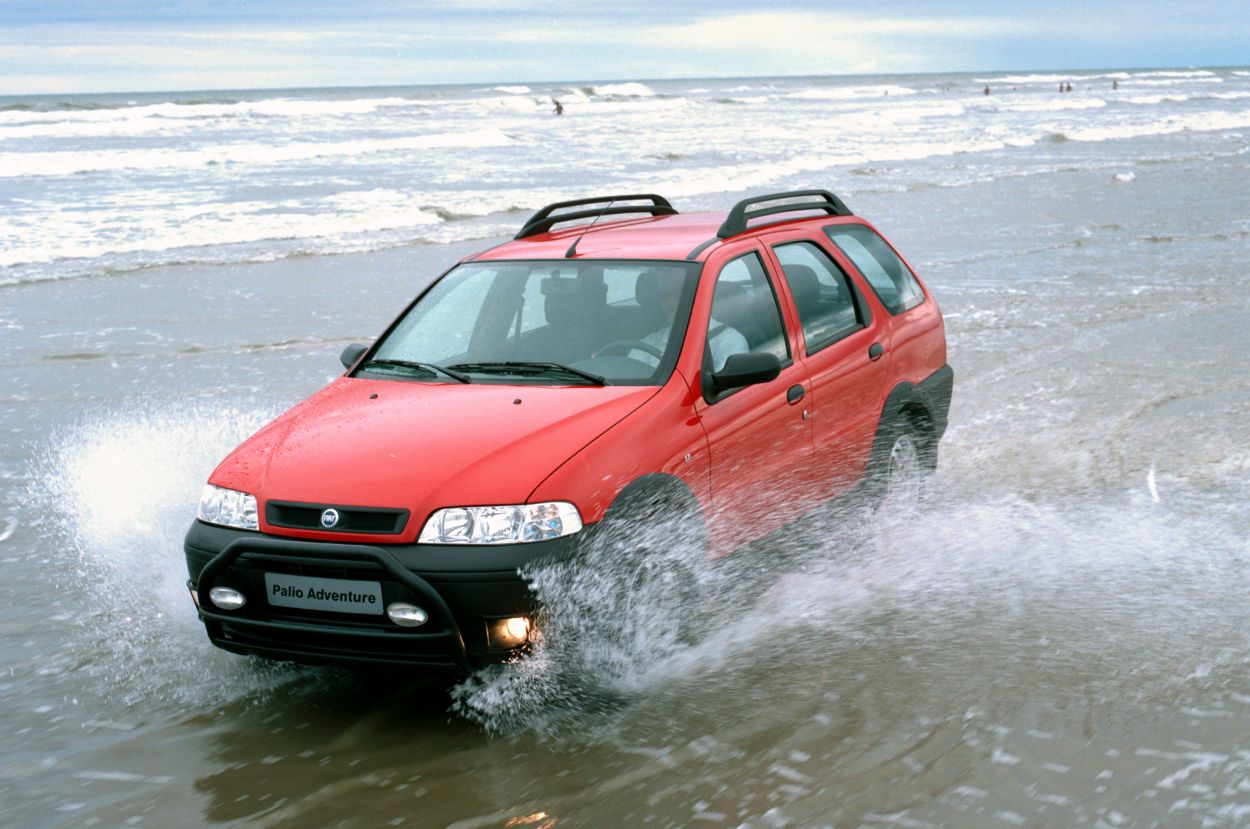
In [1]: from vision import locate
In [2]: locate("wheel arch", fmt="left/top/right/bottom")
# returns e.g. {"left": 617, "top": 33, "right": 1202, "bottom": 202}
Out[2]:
{"left": 874, "top": 381, "right": 940, "bottom": 471}
{"left": 607, "top": 473, "right": 706, "bottom": 525}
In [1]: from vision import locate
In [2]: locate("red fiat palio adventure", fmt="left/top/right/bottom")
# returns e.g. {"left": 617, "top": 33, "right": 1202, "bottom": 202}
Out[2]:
{"left": 185, "top": 190, "right": 953, "bottom": 670}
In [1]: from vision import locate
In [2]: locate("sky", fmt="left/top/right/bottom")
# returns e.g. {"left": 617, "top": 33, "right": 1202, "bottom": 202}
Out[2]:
{"left": 1, "top": 1, "right": 1248, "bottom": 95}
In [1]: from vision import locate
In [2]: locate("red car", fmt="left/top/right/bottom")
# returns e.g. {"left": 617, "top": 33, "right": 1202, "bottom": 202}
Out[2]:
{"left": 185, "top": 190, "right": 952, "bottom": 669}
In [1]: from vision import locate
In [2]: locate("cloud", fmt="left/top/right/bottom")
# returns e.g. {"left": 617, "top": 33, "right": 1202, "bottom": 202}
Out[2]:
{"left": 649, "top": 10, "right": 1025, "bottom": 49}
{"left": 1, "top": 4, "right": 1246, "bottom": 94}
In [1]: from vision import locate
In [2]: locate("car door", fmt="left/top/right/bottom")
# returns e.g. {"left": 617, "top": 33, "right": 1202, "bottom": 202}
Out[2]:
{"left": 765, "top": 233, "right": 890, "bottom": 501}
{"left": 691, "top": 244, "right": 815, "bottom": 551}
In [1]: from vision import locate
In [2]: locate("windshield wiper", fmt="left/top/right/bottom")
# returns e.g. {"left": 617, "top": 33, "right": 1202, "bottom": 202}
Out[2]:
{"left": 360, "top": 359, "right": 471, "bottom": 384}
{"left": 448, "top": 361, "right": 608, "bottom": 386}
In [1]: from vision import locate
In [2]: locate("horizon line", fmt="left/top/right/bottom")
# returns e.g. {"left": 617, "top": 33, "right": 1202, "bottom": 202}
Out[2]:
{"left": 1, "top": 62, "right": 1240, "bottom": 100}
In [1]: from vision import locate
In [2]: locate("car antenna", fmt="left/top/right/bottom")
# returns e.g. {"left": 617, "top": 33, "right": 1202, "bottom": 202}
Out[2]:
{"left": 565, "top": 199, "right": 614, "bottom": 258}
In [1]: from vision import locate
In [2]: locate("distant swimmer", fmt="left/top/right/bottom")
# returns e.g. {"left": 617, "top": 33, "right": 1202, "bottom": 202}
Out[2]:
{"left": 983, "top": 85, "right": 991, "bottom": 96}
{"left": 1065, "top": 82, "right": 1073, "bottom": 93}
{"left": 1112, "top": 80, "right": 1119, "bottom": 90}
{"left": 552, "top": 98, "right": 564, "bottom": 116}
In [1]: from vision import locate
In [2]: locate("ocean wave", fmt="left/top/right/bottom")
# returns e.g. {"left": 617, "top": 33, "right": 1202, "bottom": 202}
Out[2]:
{"left": 1063, "top": 109, "right": 1250, "bottom": 142}
{"left": 873, "top": 103, "right": 967, "bottom": 120}
{"left": 978, "top": 69, "right": 1220, "bottom": 85}
{"left": 489, "top": 85, "right": 531, "bottom": 94}
{"left": 588, "top": 82, "right": 657, "bottom": 97}
{"left": 0, "top": 127, "right": 515, "bottom": 178}
{"left": 976, "top": 73, "right": 1107, "bottom": 85}
{"left": 783, "top": 84, "right": 917, "bottom": 100}
{"left": 1131, "top": 69, "right": 1219, "bottom": 78}
{"left": 1125, "top": 94, "right": 1189, "bottom": 106}
{"left": 999, "top": 98, "right": 1108, "bottom": 113}
{"left": 1131, "top": 76, "right": 1224, "bottom": 87}
{"left": 0, "top": 95, "right": 416, "bottom": 127}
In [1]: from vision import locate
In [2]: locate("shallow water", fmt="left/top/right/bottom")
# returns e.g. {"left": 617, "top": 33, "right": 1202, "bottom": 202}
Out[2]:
{"left": 3, "top": 69, "right": 1250, "bottom": 827}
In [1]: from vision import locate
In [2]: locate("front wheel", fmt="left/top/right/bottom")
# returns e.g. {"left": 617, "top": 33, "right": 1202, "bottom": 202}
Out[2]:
{"left": 595, "top": 485, "right": 709, "bottom": 647}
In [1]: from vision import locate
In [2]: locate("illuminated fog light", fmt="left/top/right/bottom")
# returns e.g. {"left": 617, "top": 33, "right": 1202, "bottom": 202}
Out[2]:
{"left": 386, "top": 602, "right": 428, "bottom": 628}
{"left": 209, "top": 586, "right": 246, "bottom": 610}
{"left": 488, "top": 615, "right": 533, "bottom": 649}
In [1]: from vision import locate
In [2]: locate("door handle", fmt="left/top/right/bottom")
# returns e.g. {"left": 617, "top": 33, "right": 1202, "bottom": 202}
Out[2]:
{"left": 787, "top": 384, "right": 805, "bottom": 405}
{"left": 868, "top": 343, "right": 885, "bottom": 361}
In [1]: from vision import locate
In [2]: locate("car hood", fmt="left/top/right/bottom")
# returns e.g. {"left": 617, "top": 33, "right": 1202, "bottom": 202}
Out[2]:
{"left": 210, "top": 377, "right": 659, "bottom": 541}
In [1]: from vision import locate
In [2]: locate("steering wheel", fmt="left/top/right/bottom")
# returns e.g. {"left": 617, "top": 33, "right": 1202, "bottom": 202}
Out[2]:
{"left": 597, "top": 339, "right": 665, "bottom": 360}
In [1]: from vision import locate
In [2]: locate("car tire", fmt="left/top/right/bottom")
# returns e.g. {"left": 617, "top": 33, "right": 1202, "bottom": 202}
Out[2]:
{"left": 597, "top": 484, "right": 708, "bottom": 646}
{"left": 867, "top": 413, "right": 931, "bottom": 514}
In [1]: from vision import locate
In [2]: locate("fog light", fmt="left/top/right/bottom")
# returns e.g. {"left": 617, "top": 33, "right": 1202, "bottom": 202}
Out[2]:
{"left": 209, "top": 586, "right": 246, "bottom": 610}
{"left": 386, "top": 602, "right": 428, "bottom": 628}
{"left": 488, "top": 616, "right": 532, "bottom": 649}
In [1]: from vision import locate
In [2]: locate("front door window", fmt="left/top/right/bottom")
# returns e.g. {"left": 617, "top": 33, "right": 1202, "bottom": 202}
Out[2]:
{"left": 705, "top": 252, "right": 789, "bottom": 373}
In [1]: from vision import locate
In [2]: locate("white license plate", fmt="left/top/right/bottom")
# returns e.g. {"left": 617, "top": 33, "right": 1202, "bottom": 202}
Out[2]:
{"left": 263, "top": 573, "right": 384, "bottom": 615}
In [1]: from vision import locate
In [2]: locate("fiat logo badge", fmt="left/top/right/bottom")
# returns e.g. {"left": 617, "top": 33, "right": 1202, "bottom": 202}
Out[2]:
{"left": 320, "top": 508, "right": 340, "bottom": 529}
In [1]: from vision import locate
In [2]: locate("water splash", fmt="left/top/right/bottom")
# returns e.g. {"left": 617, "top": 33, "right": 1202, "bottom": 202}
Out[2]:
{"left": 452, "top": 480, "right": 1250, "bottom": 738}
{"left": 28, "top": 404, "right": 314, "bottom": 709}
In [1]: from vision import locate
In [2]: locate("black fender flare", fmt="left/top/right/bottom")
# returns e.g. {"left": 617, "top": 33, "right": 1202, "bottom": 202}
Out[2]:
{"left": 872, "top": 364, "right": 954, "bottom": 472}
{"left": 597, "top": 473, "right": 708, "bottom": 549}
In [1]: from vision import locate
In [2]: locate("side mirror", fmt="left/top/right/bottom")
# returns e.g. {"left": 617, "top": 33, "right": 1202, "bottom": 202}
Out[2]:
{"left": 709, "top": 352, "right": 781, "bottom": 394}
{"left": 340, "top": 343, "right": 367, "bottom": 370}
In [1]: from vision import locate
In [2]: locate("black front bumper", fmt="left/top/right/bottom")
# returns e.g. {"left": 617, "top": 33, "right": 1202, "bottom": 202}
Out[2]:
{"left": 184, "top": 521, "right": 578, "bottom": 670}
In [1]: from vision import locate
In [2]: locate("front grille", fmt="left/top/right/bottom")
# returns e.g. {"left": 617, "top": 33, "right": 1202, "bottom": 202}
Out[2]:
{"left": 266, "top": 501, "right": 409, "bottom": 534}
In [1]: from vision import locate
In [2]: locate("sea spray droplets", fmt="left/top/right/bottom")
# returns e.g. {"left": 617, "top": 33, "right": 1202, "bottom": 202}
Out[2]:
{"left": 452, "top": 486, "right": 1250, "bottom": 735}
{"left": 451, "top": 497, "right": 727, "bottom": 735}
{"left": 29, "top": 404, "right": 307, "bottom": 708}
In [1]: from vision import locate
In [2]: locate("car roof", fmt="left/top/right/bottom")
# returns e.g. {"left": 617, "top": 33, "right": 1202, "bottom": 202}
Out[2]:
{"left": 466, "top": 191, "right": 863, "bottom": 264}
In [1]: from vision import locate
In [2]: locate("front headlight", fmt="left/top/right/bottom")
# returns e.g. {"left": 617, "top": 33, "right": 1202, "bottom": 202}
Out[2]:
{"left": 197, "top": 484, "right": 259, "bottom": 531}
{"left": 418, "top": 502, "right": 582, "bottom": 545}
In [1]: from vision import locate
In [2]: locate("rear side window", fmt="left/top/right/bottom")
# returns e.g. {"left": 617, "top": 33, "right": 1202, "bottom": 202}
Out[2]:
{"left": 825, "top": 225, "right": 924, "bottom": 315}
{"left": 773, "top": 241, "right": 866, "bottom": 354}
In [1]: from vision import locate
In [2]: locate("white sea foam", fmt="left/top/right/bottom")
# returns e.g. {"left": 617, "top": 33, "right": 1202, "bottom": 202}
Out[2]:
{"left": 977, "top": 73, "right": 1104, "bottom": 84}
{"left": 589, "top": 82, "right": 657, "bottom": 97}
{"left": 0, "top": 196, "right": 449, "bottom": 270}
{"left": 1125, "top": 94, "right": 1189, "bottom": 106}
{"left": 1132, "top": 69, "right": 1218, "bottom": 78}
{"left": 0, "top": 95, "right": 415, "bottom": 126}
{"left": 784, "top": 84, "right": 917, "bottom": 100}
{"left": 490, "top": 85, "right": 531, "bottom": 94}
{"left": 870, "top": 103, "right": 967, "bottom": 121}
{"left": 1132, "top": 76, "right": 1224, "bottom": 87}
{"left": 1065, "top": 109, "right": 1250, "bottom": 142}
{"left": 1000, "top": 98, "right": 1108, "bottom": 113}
{"left": 0, "top": 127, "right": 514, "bottom": 178}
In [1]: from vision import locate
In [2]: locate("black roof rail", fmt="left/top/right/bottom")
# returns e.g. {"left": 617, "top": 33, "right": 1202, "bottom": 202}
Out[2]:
{"left": 515, "top": 194, "right": 678, "bottom": 239}
{"left": 716, "top": 189, "right": 852, "bottom": 239}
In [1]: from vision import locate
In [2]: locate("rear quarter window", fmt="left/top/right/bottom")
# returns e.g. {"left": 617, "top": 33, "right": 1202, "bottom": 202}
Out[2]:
{"left": 825, "top": 225, "right": 924, "bottom": 315}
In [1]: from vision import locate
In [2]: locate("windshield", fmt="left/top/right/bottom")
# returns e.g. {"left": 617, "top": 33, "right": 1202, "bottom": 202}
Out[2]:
{"left": 365, "top": 260, "right": 701, "bottom": 386}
